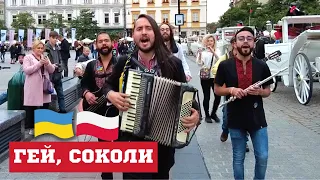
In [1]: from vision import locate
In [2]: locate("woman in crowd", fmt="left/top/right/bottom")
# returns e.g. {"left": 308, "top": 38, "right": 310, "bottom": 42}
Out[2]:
{"left": 196, "top": 34, "right": 221, "bottom": 123}
{"left": 23, "top": 40, "right": 56, "bottom": 135}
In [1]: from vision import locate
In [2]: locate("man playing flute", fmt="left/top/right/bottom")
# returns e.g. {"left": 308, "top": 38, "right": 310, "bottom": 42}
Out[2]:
{"left": 214, "top": 26, "right": 273, "bottom": 180}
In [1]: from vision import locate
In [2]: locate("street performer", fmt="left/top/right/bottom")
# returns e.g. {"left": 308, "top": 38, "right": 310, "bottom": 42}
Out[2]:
{"left": 79, "top": 32, "right": 118, "bottom": 179}
{"left": 103, "top": 14, "right": 200, "bottom": 179}
{"left": 214, "top": 27, "right": 273, "bottom": 180}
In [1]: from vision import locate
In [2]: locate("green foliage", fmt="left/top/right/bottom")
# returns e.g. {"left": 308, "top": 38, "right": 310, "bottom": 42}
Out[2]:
{"left": 217, "top": 0, "right": 320, "bottom": 29}
{"left": 70, "top": 9, "right": 100, "bottom": 40}
{"left": 207, "top": 22, "right": 218, "bottom": 33}
{"left": 11, "top": 12, "right": 35, "bottom": 30}
{"left": 44, "top": 11, "right": 66, "bottom": 30}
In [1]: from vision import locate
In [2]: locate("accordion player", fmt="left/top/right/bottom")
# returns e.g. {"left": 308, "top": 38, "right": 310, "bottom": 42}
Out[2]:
{"left": 119, "top": 68, "right": 200, "bottom": 149}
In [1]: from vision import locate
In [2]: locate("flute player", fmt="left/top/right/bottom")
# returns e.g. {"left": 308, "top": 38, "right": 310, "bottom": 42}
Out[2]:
{"left": 213, "top": 27, "right": 273, "bottom": 180}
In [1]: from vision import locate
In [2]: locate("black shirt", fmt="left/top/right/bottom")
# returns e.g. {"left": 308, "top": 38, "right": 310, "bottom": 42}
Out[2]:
{"left": 214, "top": 57, "right": 273, "bottom": 130}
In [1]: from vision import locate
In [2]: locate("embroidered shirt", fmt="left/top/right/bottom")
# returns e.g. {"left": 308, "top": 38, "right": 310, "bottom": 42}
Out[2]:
{"left": 235, "top": 57, "right": 253, "bottom": 89}
{"left": 94, "top": 58, "right": 114, "bottom": 89}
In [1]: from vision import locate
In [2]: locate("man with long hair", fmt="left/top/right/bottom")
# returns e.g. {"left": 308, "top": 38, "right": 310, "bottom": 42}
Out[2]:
{"left": 159, "top": 23, "right": 192, "bottom": 81}
{"left": 214, "top": 27, "right": 272, "bottom": 179}
{"left": 103, "top": 14, "right": 200, "bottom": 179}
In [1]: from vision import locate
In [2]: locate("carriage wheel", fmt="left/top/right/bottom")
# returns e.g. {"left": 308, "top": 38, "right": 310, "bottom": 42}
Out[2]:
{"left": 270, "top": 77, "right": 278, "bottom": 92}
{"left": 293, "top": 53, "right": 313, "bottom": 105}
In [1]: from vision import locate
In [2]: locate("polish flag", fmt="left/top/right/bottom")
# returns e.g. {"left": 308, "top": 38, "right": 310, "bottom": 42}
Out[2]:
{"left": 76, "top": 111, "right": 119, "bottom": 141}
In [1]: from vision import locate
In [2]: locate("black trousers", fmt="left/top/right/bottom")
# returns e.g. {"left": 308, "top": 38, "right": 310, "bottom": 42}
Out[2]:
{"left": 200, "top": 78, "right": 221, "bottom": 117}
{"left": 25, "top": 103, "right": 49, "bottom": 129}
{"left": 100, "top": 134, "right": 175, "bottom": 180}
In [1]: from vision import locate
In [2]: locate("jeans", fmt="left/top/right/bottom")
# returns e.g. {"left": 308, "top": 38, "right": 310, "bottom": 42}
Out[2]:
{"left": 62, "top": 59, "right": 69, "bottom": 77}
{"left": 200, "top": 78, "right": 221, "bottom": 117}
{"left": 229, "top": 127, "right": 268, "bottom": 180}
{"left": 52, "top": 78, "right": 66, "bottom": 112}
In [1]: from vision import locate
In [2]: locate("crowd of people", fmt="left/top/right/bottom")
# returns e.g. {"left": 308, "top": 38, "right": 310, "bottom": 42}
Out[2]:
{"left": 2, "top": 13, "right": 275, "bottom": 180}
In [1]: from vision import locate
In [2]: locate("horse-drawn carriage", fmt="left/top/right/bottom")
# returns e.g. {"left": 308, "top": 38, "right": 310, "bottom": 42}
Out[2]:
{"left": 264, "top": 15, "right": 320, "bottom": 105}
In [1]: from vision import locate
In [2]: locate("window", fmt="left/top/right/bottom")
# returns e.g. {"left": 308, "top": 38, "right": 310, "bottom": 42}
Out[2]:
{"left": 162, "top": 13, "right": 168, "bottom": 23}
{"left": 11, "top": 0, "right": 16, "bottom": 5}
{"left": 21, "top": 0, "right": 26, "bottom": 5}
{"left": 57, "top": 0, "right": 62, "bottom": 4}
{"left": 84, "top": 0, "right": 92, "bottom": 3}
{"left": 163, "top": 0, "right": 169, "bottom": 3}
{"left": 67, "top": 14, "right": 72, "bottom": 21}
{"left": 38, "top": 15, "right": 46, "bottom": 24}
{"left": 104, "top": 13, "right": 109, "bottom": 23}
{"left": 133, "top": 14, "right": 138, "bottom": 23}
{"left": 114, "top": 12, "right": 119, "bottom": 23}
{"left": 38, "top": 0, "right": 45, "bottom": 4}
{"left": 67, "top": 0, "right": 71, "bottom": 4}
{"left": 192, "top": 12, "right": 198, "bottom": 22}
{"left": 58, "top": 14, "right": 63, "bottom": 23}
{"left": 12, "top": 15, "right": 17, "bottom": 22}
{"left": 114, "top": 0, "right": 119, "bottom": 3}
{"left": 104, "top": 0, "right": 109, "bottom": 3}
{"left": 148, "top": 0, "right": 153, "bottom": 3}
{"left": 183, "top": 13, "right": 186, "bottom": 22}
{"left": 0, "top": 10, "right": 3, "bottom": 15}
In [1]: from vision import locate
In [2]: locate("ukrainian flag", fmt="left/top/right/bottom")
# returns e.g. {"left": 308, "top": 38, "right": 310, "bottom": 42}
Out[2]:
{"left": 34, "top": 109, "right": 74, "bottom": 139}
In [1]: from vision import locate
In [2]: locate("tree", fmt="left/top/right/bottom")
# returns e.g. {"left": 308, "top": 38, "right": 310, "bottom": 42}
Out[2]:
{"left": 207, "top": 22, "right": 218, "bottom": 34}
{"left": 0, "top": 20, "right": 6, "bottom": 29}
{"left": 44, "top": 11, "right": 66, "bottom": 30}
{"left": 70, "top": 9, "right": 100, "bottom": 40}
{"left": 11, "top": 12, "right": 35, "bottom": 30}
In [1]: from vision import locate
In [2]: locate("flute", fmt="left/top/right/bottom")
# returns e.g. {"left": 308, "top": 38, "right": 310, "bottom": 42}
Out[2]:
{"left": 219, "top": 67, "right": 288, "bottom": 108}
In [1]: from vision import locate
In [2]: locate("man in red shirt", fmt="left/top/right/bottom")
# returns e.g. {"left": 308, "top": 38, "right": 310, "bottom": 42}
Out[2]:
{"left": 214, "top": 27, "right": 273, "bottom": 179}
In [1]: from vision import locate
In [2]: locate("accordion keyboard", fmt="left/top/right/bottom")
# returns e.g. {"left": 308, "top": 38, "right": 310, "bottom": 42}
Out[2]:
{"left": 120, "top": 71, "right": 141, "bottom": 132}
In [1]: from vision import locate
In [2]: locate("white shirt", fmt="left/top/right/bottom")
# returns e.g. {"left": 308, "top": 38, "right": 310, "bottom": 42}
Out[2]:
{"left": 173, "top": 43, "right": 192, "bottom": 77}
{"left": 196, "top": 50, "right": 217, "bottom": 78}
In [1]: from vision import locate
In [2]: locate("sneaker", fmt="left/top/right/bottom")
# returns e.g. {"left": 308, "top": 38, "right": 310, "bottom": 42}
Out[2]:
{"left": 28, "top": 129, "right": 34, "bottom": 135}
{"left": 220, "top": 132, "right": 228, "bottom": 142}
{"left": 211, "top": 113, "right": 221, "bottom": 123}
{"left": 205, "top": 116, "right": 213, "bottom": 123}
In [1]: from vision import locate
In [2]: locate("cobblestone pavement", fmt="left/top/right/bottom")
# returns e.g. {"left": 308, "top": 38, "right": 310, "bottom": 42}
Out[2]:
{"left": 187, "top": 55, "right": 320, "bottom": 179}
{"left": 0, "top": 53, "right": 320, "bottom": 179}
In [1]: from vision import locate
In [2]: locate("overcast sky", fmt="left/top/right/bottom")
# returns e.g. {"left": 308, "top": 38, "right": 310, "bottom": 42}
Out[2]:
{"left": 207, "top": 0, "right": 230, "bottom": 23}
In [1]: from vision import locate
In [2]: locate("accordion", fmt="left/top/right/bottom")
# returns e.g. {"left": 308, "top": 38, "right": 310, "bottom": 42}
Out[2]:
{"left": 120, "top": 69, "right": 200, "bottom": 148}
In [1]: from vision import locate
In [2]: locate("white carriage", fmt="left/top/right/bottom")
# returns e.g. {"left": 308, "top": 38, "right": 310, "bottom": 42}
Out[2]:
{"left": 264, "top": 15, "right": 320, "bottom": 105}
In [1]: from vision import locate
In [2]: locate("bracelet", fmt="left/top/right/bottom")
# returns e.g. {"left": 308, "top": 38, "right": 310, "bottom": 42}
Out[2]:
{"left": 83, "top": 90, "right": 89, "bottom": 98}
{"left": 229, "top": 87, "right": 235, "bottom": 95}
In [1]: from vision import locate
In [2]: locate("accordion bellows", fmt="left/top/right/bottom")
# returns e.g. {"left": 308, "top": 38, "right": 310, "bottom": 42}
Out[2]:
{"left": 120, "top": 69, "right": 199, "bottom": 148}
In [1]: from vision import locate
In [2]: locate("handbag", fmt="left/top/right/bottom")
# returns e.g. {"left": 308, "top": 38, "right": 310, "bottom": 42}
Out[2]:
{"left": 41, "top": 66, "right": 54, "bottom": 94}
{"left": 199, "top": 54, "right": 214, "bottom": 80}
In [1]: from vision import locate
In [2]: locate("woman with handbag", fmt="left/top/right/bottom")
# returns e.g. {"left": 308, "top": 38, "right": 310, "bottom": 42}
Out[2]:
{"left": 196, "top": 34, "right": 221, "bottom": 123}
{"left": 23, "top": 40, "right": 56, "bottom": 135}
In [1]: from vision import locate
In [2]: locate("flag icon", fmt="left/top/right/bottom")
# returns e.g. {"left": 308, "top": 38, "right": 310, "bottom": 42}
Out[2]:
{"left": 34, "top": 109, "right": 74, "bottom": 139}
{"left": 76, "top": 111, "right": 119, "bottom": 141}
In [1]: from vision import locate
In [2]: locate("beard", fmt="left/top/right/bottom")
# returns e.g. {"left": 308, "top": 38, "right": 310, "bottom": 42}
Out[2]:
{"left": 237, "top": 45, "right": 253, "bottom": 57}
{"left": 162, "top": 33, "right": 170, "bottom": 41}
{"left": 139, "top": 43, "right": 154, "bottom": 53}
{"left": 97, "top": 46, "right": 112, "bottom": 56}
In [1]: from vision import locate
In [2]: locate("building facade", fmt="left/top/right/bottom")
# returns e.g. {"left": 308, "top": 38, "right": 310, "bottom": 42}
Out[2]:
{"left": 126, "top": 0, "right": 207, "bottom": 38}
{"left": 0, "top": 0, "right": 4, "bottom": 21}
{"left": 4, "top": 0, "right": 125, "bottom": 30}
